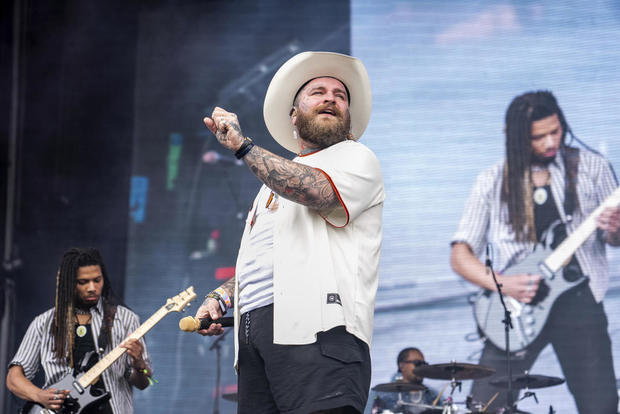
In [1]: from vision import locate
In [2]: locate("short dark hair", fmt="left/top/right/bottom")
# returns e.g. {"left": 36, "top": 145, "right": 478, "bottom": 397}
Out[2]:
{"left": 397, "top": 347, "right": 423, "bottom": 371}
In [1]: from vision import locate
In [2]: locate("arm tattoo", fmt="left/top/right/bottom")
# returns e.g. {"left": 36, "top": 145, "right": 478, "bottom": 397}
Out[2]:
{"left": 220, "top": 276, "right": 235, "bottom": 298}
{"left": 243, "top": 145, "right": 339, "bottom": 210}
{"left": 202, "top": 276, "right": 236, "bottom": 308}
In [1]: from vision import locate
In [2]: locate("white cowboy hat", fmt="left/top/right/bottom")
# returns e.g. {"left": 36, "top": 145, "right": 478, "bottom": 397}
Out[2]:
{"left": 263, "top": 51, "right": 372, "bottom": 153}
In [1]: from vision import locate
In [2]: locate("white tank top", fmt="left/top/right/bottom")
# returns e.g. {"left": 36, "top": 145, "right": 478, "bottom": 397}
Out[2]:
{"left": 237, "top": 187, "right": 278, "bottom": 315}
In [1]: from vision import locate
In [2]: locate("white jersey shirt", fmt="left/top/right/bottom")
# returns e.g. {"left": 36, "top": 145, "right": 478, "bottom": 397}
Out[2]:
{"left": 233, "top": 139, "right": 385, "bottom": 366}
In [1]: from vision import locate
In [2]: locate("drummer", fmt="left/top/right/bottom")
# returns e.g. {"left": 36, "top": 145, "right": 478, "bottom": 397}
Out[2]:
{"left": 365, "top": 347, "right": 443, "bottom": 413}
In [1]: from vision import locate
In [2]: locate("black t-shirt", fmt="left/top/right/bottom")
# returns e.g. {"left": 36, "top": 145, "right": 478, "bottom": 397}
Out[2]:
{"left": 533, "top": 185, "right": 583, "bottom": 281}
{"left": 73, "top": 323, "right": 114, "bottom": 414}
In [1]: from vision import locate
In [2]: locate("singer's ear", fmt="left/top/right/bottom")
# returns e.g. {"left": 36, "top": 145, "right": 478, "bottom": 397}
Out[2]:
{"left": 290, "top": 107, "right": 297, "bottom": 117}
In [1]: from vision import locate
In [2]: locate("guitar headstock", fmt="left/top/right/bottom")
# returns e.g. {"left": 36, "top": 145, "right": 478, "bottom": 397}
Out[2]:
{"left": 164, "top": 286, "right": 197, "bottom": 313}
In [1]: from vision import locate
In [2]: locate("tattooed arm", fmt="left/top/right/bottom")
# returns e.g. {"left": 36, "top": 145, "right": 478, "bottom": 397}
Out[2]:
{"left": 195, "top": 276, "right": 235, "bottom": 336}
{"left": 204, "top": 107, "right": 339, "bottom": 211}
{"left": 242, "top": 145, "right": 338, "bottom": 210}
{"left": 219, "top": 276, "right": 235, "bottom": 299}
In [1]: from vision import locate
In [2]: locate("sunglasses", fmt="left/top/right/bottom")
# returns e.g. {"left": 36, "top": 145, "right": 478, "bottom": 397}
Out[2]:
{"left": 402, "top": 359, "right": 428, "bottom": 367}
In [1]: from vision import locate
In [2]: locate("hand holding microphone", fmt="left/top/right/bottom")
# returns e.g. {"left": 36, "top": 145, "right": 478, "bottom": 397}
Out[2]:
{"left": 190, "top": 295, "right": 229, "bottom": 336}
{"left": 179, "top": 316, "right": 234, "bottom": 332}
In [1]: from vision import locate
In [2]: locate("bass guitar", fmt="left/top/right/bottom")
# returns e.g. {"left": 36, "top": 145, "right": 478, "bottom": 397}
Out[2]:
{"left": 22, "top": 286, "right": 197, "bottom": 414}
{"left": 473, "top": 187, "right": 620, "bottom": 351}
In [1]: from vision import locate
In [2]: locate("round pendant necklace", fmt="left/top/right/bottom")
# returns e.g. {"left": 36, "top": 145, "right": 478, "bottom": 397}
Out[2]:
{"left": 75, "top": 313, "right": 92, "bottom": 338}
{"left": 533, "top": 187, "right": 548, "bottom": 205}
{"left": 76, "top": 325, "right": 88, "bottom": 338}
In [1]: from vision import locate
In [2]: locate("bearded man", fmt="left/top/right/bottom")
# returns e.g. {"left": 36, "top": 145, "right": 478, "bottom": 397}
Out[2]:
{"left": 195, "top": 52, "right": 385, "bottom": 414}
{"left": 451, "top": 91, "right": 620, "bottom": 413}
{"left": 6, "top": 247, "right": 152, "bottom": 413}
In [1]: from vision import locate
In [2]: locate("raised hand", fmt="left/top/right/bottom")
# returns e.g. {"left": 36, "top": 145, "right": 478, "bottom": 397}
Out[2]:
{"left": 203, "top": 107, "right": 245, "bottom": 152}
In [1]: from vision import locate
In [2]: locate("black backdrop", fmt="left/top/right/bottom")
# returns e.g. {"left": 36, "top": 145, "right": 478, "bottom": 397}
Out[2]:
{"left": 2, "top": 1, "right": 137, "bottom": 411}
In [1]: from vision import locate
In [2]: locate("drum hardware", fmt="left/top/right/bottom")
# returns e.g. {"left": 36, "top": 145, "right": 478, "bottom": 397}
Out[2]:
{"left": 489, "top": 372, "right": 565, "bottom": 390}
{"left": 373, "top": 382, "right": 427, "bottom": 393}
{"left": 464, "top": 392, "right": 499, "bottom": 413}
{"left": 372, "top": 363, "right": 502, "bottom": 414}
{"left": 372, "top": 381, "right": 437, "bottom": 413}
{"left": 412, "top": 362, "right": 496, "bottom": 414}
{"left": 413, "top": 362, "right": 496, "bottom": 381}
{"left": 488, "top": 371, "right": 564, "bottom": 413}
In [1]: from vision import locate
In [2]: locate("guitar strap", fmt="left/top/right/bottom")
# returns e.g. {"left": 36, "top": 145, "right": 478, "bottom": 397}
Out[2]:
{"left": 97, "top": 299, "right": 117, "bottom": 354}
{"left": 561, "top": 146, "right": 585, "bottom": 282}
{"left": 563, "top": 146, "right": 579, "bottom": 217}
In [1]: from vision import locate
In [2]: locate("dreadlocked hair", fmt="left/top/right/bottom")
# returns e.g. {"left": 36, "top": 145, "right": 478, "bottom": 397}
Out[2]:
{"left": 51, "top": 247, "right": 115, "bottom": 366}
{"left": 502, "top": 91, "right": 569, "bottom": 242}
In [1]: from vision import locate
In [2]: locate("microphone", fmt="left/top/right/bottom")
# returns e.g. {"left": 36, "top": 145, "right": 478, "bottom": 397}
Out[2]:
{"left": 179, "top": 316, "right": 234, "bottom": 332}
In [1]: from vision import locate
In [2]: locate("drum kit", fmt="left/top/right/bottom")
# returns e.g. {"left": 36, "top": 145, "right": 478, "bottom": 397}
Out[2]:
{"left": 220, "top": 362, "right": 564, "bottom": 413}
{"left": 371, "top": 362, "right": 565, "bottom": 414}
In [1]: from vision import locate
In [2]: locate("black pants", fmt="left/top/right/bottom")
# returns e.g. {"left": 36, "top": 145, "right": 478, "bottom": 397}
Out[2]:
{"left": 471, "top": 283, "right": 618, "bottom": 413}
{"left": 238, "top": 305, "right": 371, "bottom": 414}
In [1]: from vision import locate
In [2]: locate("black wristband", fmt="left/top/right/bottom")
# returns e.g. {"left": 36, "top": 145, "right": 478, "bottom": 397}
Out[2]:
{"left": 235, "top": 137, "right": 255, "bottom": 159}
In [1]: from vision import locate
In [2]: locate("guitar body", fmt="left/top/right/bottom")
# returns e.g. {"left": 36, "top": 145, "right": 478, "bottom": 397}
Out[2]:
{"left": 20, "top": 374, "right": 109, "bottom": 414}
{"left": 473, "top": 246, "right": 586, "bottom": 352}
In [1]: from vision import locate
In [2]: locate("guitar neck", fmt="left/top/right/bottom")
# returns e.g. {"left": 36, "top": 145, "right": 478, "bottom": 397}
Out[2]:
{"left": 544, "top": 186, "right": 620, "bottom": 272}
{"left": 78, "top": 305, "right": 169, "bottom": 388}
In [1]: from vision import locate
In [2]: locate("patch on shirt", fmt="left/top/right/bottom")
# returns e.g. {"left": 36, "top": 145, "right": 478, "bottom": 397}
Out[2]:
{"left": 326, "top": 293, "right": 342, "bottom": 306}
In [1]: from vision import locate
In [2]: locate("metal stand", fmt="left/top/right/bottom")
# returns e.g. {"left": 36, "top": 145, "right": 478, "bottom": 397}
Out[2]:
{"left": 210, "top": 328, "right": 230, "bottom": 414}
{"left": 441, "top": 369, "right": 462, "bottom": 413}
{"left": 487, "top": 249, "right": 516, "bottom": 413}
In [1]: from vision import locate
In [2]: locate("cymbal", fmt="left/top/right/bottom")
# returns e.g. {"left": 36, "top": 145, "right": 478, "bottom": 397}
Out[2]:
{"left": 490, "top": 373, "right": 565, "bottom": 389}
{"left": 372, "top": 381, "right": 426, "bottom": 392}
{"left": 413, "top": 362, "right": 495, "bottom": 380}
{"left": 222, "top": 392, "right": 238, "bottom": 402}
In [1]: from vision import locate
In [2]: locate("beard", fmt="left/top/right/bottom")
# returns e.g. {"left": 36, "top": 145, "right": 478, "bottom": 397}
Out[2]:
{"left": 530, "top": 152, "right": 556, "bottom": 166}
{"left": 295, "top": 104, "right": 351, "bottom": 149}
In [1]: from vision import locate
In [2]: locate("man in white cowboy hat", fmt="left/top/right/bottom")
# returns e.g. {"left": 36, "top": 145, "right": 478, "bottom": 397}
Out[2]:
{"left": 195, "top": 51, "right": 385, "bottom": 414}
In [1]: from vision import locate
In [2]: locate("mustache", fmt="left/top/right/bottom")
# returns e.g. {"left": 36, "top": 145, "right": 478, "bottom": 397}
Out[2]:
{"left": 313, "top": 103, "right": 343, "bottom": 117}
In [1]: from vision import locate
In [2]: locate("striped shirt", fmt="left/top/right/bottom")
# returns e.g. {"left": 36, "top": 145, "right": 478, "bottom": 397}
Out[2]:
{"left": 452, "top": 147, "right": 618, "bottom": 302}
{"left": 9, "top": 299, "right": 150, "bottom": 414}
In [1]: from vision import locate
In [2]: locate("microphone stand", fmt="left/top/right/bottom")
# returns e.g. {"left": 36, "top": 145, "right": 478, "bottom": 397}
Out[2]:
{"left": 486, "top": 246, "right": 515, "bottom": 413}
{"left": 210, "top": 328, "right": 231, "bottom": 414}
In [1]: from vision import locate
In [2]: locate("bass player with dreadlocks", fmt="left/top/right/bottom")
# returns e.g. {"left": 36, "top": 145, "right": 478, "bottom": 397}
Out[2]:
{"left": 6, "top": 247, "right": 152, "bottom": 413}
{"left": 450, "top": 91, "right": 620, "bottom": 413}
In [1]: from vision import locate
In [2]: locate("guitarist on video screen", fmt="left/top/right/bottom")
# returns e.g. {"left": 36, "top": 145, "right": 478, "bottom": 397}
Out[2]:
{"left": 6, "top": 247, "right": 152, "bottom": 414}
{"left": 450, "top": 91, "right": 620, "bottom": 413}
